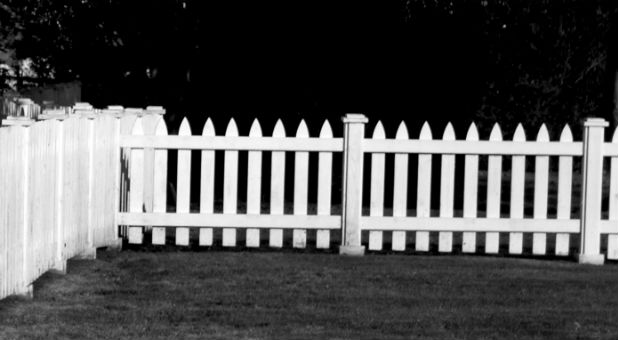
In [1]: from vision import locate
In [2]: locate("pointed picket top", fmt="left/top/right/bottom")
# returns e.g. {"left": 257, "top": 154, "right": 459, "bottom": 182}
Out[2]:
{"left": 249, "top": 118, "right": 262, "bottom": 137}
{"left": 372, "top": 121, "right": 385, "bottom": 139}
{"left": 225, "top": 118, "right": 238, "bottom": 137}
{"left": 395, "top": 121, "right": 409, "bottom": 139}
{"left": 513, "top": 123, "right": 526, "bottom": 142}
{"left": 296, "top": 119, "right": 309, "bottom": 138}
{"left": 272, "top": 119, "right": 286, "bottom": 137}
{"left": 442, "top": 122, "right": 455, "bottom": 140}
{"left": 489, "top": 123, "right": 503, "bottom": 141}
{"left": 465, "top": 122, "right": 479, "bottom": 141}
{"left": 131, "top": 117, "right": 144, "bottom": 135}
{"left": 179, "top": 117, "right": 192, "bottom": 136}
{"left": 202, "top": 118, "right": 215, "bottom": 136}
{"left": 154, "top": 117, "right": 168, "bottom": 136}
{"left": 419, "top": 121, "right": 432, "bottom": 140}
{"left": 536, "top": 124, "right": 549, "bottom": 142}
{"left": 319, "top": 120, "right": 333, "bottom": 138}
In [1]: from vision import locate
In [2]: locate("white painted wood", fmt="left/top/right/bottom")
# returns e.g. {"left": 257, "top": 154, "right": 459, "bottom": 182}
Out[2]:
{"left": 119, "top": 213, "right": 341, "bottom": 229}
{"left": 293, "top": 120, "right": 309, "bottom": 248}
{"left": 509, "top": 124, "right": 526, "bottom": 254}
{"left": 533, "top": 125, "right": 549, "bottom": 255}
{"left": 223, "top": 119, "right": 239, "bottom": 247}
{"left": 270, "top": 120, "right": 286, "bottom": 247}
{"left": 316, "top": 120, "right": 333, "bottom": 249}
{"left": 152, "top": 119, "right": 168, "bottom": 245}
{"left": 579, "top": 118, "right": 608, "bottom": 264}
{"left": 121, "top": 135, "right": 343, "bottom": 152}
{"left": 246, "top": 119, "right": 263, "bottom": 248}
{"left": 369, "top": 122, "right": 385, "bottom": 251}
{"left": 392, "top": 122, "right": 409, "bottom": 251}
{"left": 462, "top": 123, "right": 479, "bottom": 253}
{"left": 176, "top": 118, "right": 192, "bottom": 246}
{"left": 128, "top": 118, "right": 144, "bottom": 244}
{"left": 199, "top": 118, "right": 215, "bottom": 246}
{"left": 486, "top": 124, "right": 502, "bottom": 254}
{"left": 555, "top": 125, "right": 573, "bottom": 256}
{"left": 439, "top": 123, "right": 455, "bottom": 252}
{"left": 607, "top": 127, "right": 618, "bottom": 259}
{"left": 141, "top": 114, "right": 162, "bottom": 233}
{"left": 416, "top": 122, "right": 432, "bottom": 251}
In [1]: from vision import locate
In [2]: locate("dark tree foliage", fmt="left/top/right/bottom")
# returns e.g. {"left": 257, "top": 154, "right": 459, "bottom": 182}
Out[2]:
{"left": 0, "top": 0, "right": 617, "bottom": 135}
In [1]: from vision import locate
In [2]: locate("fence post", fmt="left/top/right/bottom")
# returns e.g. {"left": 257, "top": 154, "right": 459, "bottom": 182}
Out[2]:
{"left": 579, "top": 118, "right": 608, "bottom": 265}
{"left": 340, "top": 113, "right": 368, "bottom": 256}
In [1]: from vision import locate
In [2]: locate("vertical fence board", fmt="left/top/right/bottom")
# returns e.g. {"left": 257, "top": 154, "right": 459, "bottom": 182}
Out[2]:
{"left": 392, "top": 122, "right": 409, "bottom": 251}
{"left": 608, "top": 127, "right": 618, "bottom": 259}
{"left": 316, "top": 121, "right": 333, "bottom": 249}
{"left": 486, "top": 124, "right": 502, "bottom": 254}
{"left": 176, "top": 118, "right": 192, "bottom": 246}
{"left": 270, "top": 121, "right": 286, "bottom": 248}
{"left": 293, "top": 120, "right": 309, "bottom": 248}
{"left": 416, "top": 123, "right": 432, "bottom": 251}
{"left": 369, "top": 122, "right": 386, "bottom": 251}
{"left": 509, "top": 124, "right": 526, "bottom": 254}
{"left": 128, "top": 118, "right": 144, "bottom": 244}
{"left": 462, "top": 124, "right": 479, "bottom": 253}
{"left": 438, "top": 123, "right": 455, "bottom": 252}
{"left": 199, "top": 119, "right": 215, "bottom": 246}
{"left": 532, "top": 125, "right": 549, "bottom": 255}
{"left": 152, "top": 119, "right": 169, "bottom": 245}
{"left": 246, "top": 119, "right": 262, "bottom": 247}
{"left": 223, "top": 119, "right": 239, "bottom": 247}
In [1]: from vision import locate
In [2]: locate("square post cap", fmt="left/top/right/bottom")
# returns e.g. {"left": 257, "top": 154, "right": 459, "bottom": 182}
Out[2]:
{"left": 584, "top": 117, "right": 609, "bottom": 127}
{"left": 342, "top": 113, "right": 368, "bottom": 124}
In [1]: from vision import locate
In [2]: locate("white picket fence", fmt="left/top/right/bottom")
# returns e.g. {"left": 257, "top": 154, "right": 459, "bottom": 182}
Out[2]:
{"left": 117, "top": 114, "right": 617, "bottom": 264}
{"left": 0, "top": 115, "right": 119, "bottom": 300}
{"left": 2, "top": 109, "right": 618, "bottom": 301}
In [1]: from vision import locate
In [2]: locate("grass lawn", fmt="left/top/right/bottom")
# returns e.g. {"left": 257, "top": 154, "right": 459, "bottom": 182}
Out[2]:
{"left": 1, "top": 250, "right": 618, "bottom": 339}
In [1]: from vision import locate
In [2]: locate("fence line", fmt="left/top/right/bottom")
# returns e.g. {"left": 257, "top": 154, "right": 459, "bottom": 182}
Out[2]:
{"left": 3, "top": 108, "right": 618, "bottom": 301}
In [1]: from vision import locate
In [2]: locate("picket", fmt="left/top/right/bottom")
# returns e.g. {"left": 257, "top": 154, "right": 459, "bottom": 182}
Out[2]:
{"left": 128, "top": 118, "right": 144, "bottom": 244}
{"left": 509, "top": 124, "right": 526, "bottom": 254}
{"left": 392, "top": 122, "right": 409, "bottom": 251}
{"left": 462, "top": 124, "right": 479, "bottom": 253}
{"left": 532, "top": 125, "right": 550, "bottom": 255}
{"left": 222, "top": 119, "right": 239, "bottom": 247}
{"left": 176, "top": 118, "right": 192, "bottom": 246}
{"left": 608, "top": 127, "right": 618, "bottom": 259}
{"left": 438, "top": 123, "right": 455, "bottom": 252}
{"left": 486, "top": 124, "right": 502, "bottom": 254}
{"left": 270, "top": 120, "right": 286, "bottom": 248}
{"left": 416, "top": 123, "right": 432, "bottom": 251}
{"left": 316, "top": 121, "right": 333, "bottom": 249}
{"left": 152, "top": 119, "right": 168, "bottom": 245}
{"left": 293, "top": 120, "right": 309, "bottom": 248}
{"left": 246, "top": 119, "right": 263, "bottom": 248}
{"left": 555, "top": 125, "right": 573, "bottom": 256}
{"left": 199, "top": 119, "right": 216, "bottom": 246}
{"left": 369, "top": 122, "right": 386, "bottom": 251}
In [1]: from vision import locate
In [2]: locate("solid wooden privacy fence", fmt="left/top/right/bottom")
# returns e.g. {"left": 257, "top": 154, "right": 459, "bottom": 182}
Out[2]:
{"left": 2, "top": 111, "right": 618, "bottom": 300}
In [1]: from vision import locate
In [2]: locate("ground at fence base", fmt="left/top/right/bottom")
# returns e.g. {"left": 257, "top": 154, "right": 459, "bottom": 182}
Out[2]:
{"left": 577, "top": 253, "right": 605, "bottom": 265}
{"left": 339, "top": 245, "right": 365, "bottom": 256}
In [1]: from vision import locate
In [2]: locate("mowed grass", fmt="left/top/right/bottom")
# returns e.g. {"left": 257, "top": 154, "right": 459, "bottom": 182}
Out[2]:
{"left": 1, "top": 251, "right": 618, "bottom": 339}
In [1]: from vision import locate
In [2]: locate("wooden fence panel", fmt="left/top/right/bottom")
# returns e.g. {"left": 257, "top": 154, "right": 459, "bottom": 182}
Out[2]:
{"left": 369, "top": 122, "right": 385, "bottom": 251}
{"left": 316, "top": 121, "right": 334, "bottom": 249}
{"left": 269, "top": 120, "right": 286, "bottom": 248}
{"left": 438, "top": 123, "right": 456, "bottom": 252}
{"left": 293, "top": 120, "right": 309, "bottom": 248}
{"left": 509, "top": 125, "right": 526, "bottom": 254}
{"left": 222, "top": 119, "right": 239, "bottom": 247}
{"left": 176, "top": 118, "right": 192, "bottom": 246}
